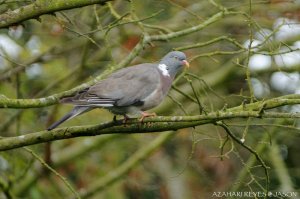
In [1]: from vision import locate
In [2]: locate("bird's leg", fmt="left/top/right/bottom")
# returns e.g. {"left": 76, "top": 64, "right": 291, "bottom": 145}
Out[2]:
{"left": 139, "top": 112, "right": 157, "bottom": 123}
{"left": 113, "top": 115, "right": 117, "bottom": 122}
{"left": 123, "top": 114, "right": 130, "bottom": 126}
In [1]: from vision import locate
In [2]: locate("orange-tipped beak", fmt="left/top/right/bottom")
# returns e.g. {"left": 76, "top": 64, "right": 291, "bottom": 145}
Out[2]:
{"left": 182, "top": 60, "right": 190, "bottom": 68}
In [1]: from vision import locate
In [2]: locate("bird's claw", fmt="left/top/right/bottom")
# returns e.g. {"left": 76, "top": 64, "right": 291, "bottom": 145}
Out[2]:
{"left": 123, "top": 114, "right": 130, "bottom": 126}
{"left": 113, "top": 115, "right": 117, "bottom": 122}
{"left": 139, "top": 112, "right": 157, "bottom": 123}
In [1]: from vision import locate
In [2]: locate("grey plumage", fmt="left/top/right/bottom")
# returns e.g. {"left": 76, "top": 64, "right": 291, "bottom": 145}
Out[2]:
{"left": 47, "top": 51, "right": 189, "bottom": 130}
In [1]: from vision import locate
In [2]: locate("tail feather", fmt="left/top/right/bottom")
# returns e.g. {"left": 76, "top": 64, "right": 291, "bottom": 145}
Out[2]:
{"left": 47, "top": 106, "right": 91, "bottom": 131}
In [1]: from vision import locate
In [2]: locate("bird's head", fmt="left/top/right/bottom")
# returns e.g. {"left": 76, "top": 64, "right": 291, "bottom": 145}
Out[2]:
{"left": 159, "top": 51, "right": 189, "bottom": 78}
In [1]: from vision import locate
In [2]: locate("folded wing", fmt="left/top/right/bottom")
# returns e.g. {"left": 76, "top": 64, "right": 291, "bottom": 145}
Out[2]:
{"left": 60, "top": 64, "right": 160, "bottom": 108}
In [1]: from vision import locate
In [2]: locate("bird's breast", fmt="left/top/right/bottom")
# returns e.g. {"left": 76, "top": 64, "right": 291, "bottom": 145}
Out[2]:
{"left": 140, "top": 75, "right": 172, "bottom": 111}
{"left": 160, "top": 74, "right": 173, "bottom": 94}
{"left": 140, "top": 88, "right": 163, "bottom": 111}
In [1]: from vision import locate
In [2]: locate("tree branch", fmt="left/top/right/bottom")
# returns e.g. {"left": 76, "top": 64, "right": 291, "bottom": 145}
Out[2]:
{"left": 0, "top": 110, "right": 299, "bottom": 151}
{"left": 0, "top": 0, "right": 112, "bottom": 29}
{"left": 229, "top": 94, "right": 300, "bottom": 111}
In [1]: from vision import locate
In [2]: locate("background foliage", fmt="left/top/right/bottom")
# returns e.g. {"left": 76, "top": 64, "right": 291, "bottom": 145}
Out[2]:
{"left": 1, "top": 0, "right": 300, "bottom": 198}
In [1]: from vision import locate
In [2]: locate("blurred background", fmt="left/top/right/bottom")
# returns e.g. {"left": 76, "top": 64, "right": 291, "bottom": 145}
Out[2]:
{"left": 1, "top": 0, "right": 300, "bottom": 198}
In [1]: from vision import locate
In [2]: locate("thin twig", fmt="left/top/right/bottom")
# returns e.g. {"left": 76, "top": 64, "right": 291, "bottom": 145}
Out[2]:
{"left": 216, "top": 121, "right": 270, "bottom": 195}
{"left": 184, "top": 75, "right": 206, "bottom": 114}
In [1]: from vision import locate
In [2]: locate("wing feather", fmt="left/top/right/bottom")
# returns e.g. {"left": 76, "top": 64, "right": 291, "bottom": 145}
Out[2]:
{"left": 60, "top": 63, "right": 160, "bottom": 108}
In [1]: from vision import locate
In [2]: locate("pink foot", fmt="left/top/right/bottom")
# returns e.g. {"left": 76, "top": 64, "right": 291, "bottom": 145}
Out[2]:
{"left": 139, "top": 112, "right": 157, "bottom": 122}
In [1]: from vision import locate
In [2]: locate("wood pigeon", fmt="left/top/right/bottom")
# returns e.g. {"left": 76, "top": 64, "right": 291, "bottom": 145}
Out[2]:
{"left": 47, "top": 51, "right": 189, "bottom": 130}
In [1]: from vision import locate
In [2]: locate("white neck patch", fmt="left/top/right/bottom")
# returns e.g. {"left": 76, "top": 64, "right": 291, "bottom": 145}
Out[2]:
{"left": 158, "top": 64, "right": 170, "bottom": 77}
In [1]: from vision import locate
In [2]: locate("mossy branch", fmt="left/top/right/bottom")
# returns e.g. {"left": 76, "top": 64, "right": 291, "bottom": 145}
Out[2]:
{"left": 229, "top": 94, "right": 300, "bottom": 111}
{"left": 0, "top": 110, "right": 299, "bottom": 151}
{"left": 0, "top": 0, "right": 112, "bottom": 29}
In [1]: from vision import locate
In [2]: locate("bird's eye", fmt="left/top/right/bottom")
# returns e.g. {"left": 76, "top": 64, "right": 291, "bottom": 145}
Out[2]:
{"left": 174, "top": 56, "right": 179, "bottom": 60}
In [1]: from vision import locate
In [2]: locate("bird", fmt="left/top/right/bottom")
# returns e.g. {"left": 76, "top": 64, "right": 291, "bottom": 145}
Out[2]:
{"left": 47, "top": 51, "right": 189, "bottom": 130}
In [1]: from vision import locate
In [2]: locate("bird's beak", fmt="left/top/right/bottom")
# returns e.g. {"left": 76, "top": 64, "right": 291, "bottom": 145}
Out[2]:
{"left": 182, "top": 60, "right": 190, "bottom": 68}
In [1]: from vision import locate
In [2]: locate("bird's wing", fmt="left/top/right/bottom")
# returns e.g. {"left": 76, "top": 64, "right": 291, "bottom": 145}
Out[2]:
{"left": 63, "top": 64, "right": 161, "bottom": 107}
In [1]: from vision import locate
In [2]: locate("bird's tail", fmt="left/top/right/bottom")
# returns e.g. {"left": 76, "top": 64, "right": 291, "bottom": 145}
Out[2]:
{"left": 47, "top": 106, "right": 91, "bottom": 131}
